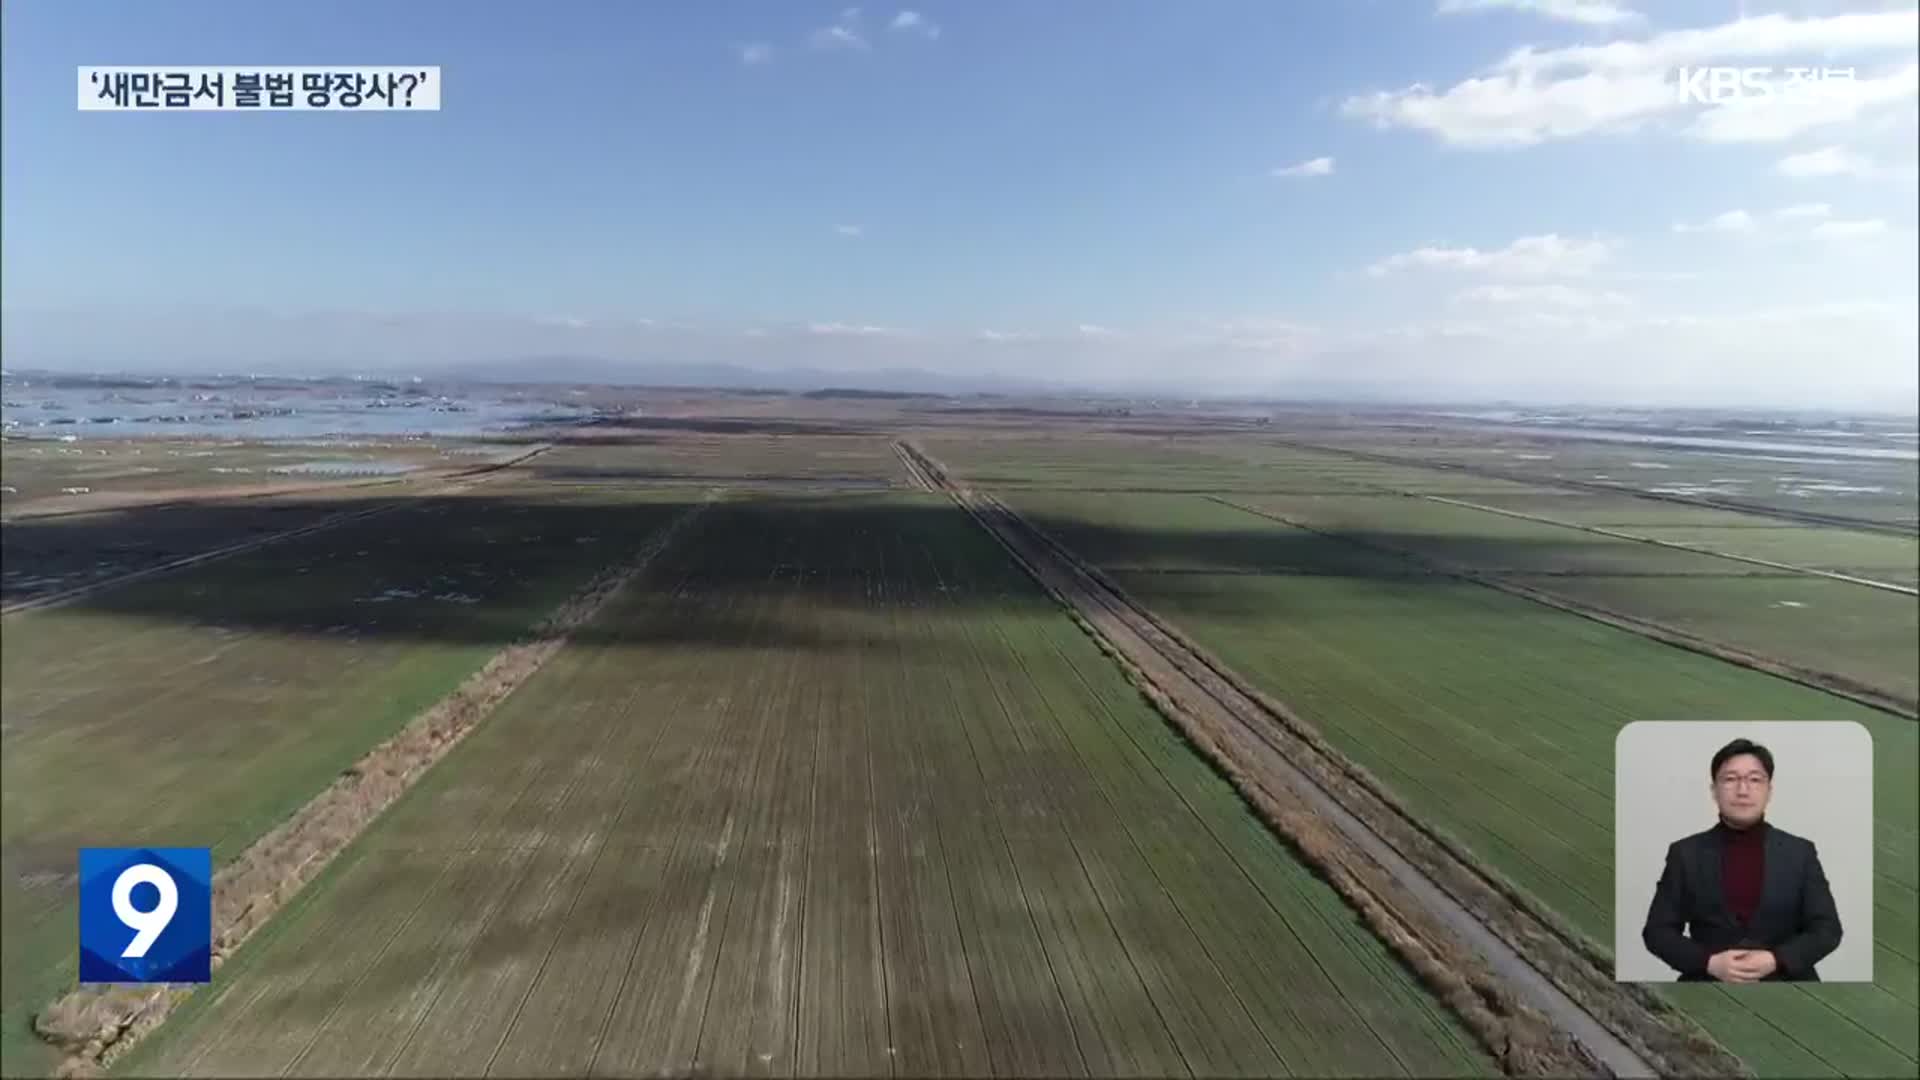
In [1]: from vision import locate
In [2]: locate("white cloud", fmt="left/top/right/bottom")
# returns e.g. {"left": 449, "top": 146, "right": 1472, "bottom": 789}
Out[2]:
{"left": 1774, "top": 202, "right": 1833, "bottom": 219}
{"left": 1076, "top": 323, "right": 1120, "bottom": 337}
{"left": 889, "top": 10, "right": 941, "bottom": 38}
{"left": 1342, "top": 11, "right": 1919, "bottom": 147}
{"left": 1452, "top": 283, "right": 1633, "bottom": 307}
{"left": 1435, "top": 0, "right": 1640, "bottom": 27}
{"left": 1367, "top": 233, "right": 1615, "bottom": 277}
{"left": 1271, "top": 156, "right": 1335, "bottom": 178}
{"left": 810, "top": 25, "right": 867, "bottom": 50}
{"left": 1673, "top": 209, "right": 1756, "bottom": 233}
{"left": 1810, "top": 217, "right": 1891, "bottom": 238}
{"left": 834, "top": 223, "right": 865, "bottom": 238}
{"left": 737, "top": 42, "right": 773, "bottom": 65}
{"left": 1774, "top": 143, "right": 1910, "bottom": 179}
{"left": 810, "top": 10, "right": 869, "bottom": 51}
{"left": 806, "top": 321, "right": 907, "bottom": 336}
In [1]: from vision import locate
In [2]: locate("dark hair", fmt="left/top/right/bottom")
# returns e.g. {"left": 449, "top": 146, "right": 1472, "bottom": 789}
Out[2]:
{"left": 1710, "top": 738, "right": 1774, "bottom": 779}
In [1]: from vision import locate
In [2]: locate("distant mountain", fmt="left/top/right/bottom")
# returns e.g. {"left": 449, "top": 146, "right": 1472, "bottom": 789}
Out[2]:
{"left": 430, "top": 356, "right": 1075, "bottom": 397}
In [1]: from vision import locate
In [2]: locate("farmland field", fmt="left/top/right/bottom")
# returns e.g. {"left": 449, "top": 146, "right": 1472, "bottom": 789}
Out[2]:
{"left": 126, "top": 493, "right": 1493, "bottom": 1078}
{"left": 2, "top": 408, "right": 1914, "bottom": 1080}
{"left": 1222, "top": 492, "right": 1919, "bottom": 708}
{"left": 921, "top": 432, "right": 1916, "bottom": 706}
{"left": 912, "top": 434, "right": 1375, "bottom": 493}
{"left": 1, "top": 496, "right": 373, "bottom": 606}
{"left": 0, "top": 485, "right": 693, "bottom": 1077}
{"left": 996, "top": 484, "right": 1917, "bottom": 1078}
{"left": 526, "top": 432, "right": 911, "bottom": 489}
{"left": 0, "top": 437, "right": 519, "bottom": 507}
{"left": 1290, "top": 429, "right": 1920, "bottom": 530}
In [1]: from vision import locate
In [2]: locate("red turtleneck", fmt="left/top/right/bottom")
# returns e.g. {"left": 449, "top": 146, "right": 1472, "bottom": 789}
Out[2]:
{"left": 1721, "top": 821, "right": 1766, "bottom": 926}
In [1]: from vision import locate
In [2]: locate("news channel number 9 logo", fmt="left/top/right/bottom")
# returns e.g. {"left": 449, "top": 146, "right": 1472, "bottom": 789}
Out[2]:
{"left": 78, "top": 848, "right": 213, "bottom": 984}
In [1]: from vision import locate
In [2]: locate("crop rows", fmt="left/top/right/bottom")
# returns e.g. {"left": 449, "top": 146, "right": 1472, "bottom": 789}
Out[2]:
{"left": 1289, "top": 432, "right": 1919, "bottom": 531}
{"left": 998, "top": 486, "right": 1916, "bottom": 1078}
{"left": 528, "top": 434, "right": 912, "bottom": 490}
{"left": 1228, "top": 492, "right": 1918, "bottom": 708}
{"left": 0, "top": 487, "right": 691, "bottom": 1077}
{"left": 129, "top": 493, "right": 1491, "bottom": 1078}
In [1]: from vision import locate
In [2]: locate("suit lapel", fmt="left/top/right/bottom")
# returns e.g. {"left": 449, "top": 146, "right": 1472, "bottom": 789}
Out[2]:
{"left": 1759, "top": 824, "right": 1792, "bottom": 929}
{"left": 1701, "top": 829, "right": 1725, "bottom": 923}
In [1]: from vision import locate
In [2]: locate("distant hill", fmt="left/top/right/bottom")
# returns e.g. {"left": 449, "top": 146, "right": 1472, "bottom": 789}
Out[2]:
{"left": 430, "top": 357, "right": 1069, "bottom": 397}
{"left": 800, "top": 387, "right": 935, "bottom": 400}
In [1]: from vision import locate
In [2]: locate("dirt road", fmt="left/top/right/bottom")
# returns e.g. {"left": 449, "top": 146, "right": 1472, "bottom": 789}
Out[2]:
{"left": 901, "top": 439, "right": 1743, "bottom": 1080}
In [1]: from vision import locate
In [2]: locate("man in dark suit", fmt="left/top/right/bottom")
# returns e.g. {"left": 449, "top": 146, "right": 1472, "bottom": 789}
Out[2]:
{"left": 1642, "top": 738, "right": 1843, "bottom": 982}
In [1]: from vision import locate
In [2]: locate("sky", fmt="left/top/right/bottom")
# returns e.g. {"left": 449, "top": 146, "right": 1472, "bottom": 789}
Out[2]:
{"left": 3, "top": 0, "right": 1917, "bottom": 408}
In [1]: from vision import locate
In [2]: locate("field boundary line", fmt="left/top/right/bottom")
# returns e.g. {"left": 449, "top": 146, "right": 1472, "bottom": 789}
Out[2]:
{"left": 1420, "top": 493, "right": 1917, "bottom": 596}
{"left": 0, "top": 445, "right": 555, "bottom": 617}
{"left": 1266, "top": 436, "right": 1918, "bottom": 538}
{"left": 1210, "top": 495, "right": 1918, "bottom": 722}
{"left": 892, "top": 440, "right": 937, "bottom": 491}
{"left": 30, "top": 491, "right": 715, "bottom": 1078}
{"left": 0, "top": 503, "right": 399, "bottom": 617}
{"left": 898, "top": 440, "right": 1744, "bottom": 1080}
{"left": 0, "top": 443, "right": 555, "bottom": 524}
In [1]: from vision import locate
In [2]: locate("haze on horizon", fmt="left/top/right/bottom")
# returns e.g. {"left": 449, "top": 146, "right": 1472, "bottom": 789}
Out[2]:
{"left": 3, "top": 1, "right": 1917, "bottom": 411}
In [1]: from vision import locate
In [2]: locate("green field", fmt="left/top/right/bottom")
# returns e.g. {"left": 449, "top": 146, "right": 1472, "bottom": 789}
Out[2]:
{"left": 1230, "top": 492, "right": 1920, "bottom": 706}
{"left": 529, "top": 432, "right": 912, "bottom": 489}
{"left": 4, "top": 415, "right": 1913, "bottom": 1079}
{"left": 126, "top": 494, "right": 1492, "bottom": 1078}
{"left": 1297, "top": 431, "right": 1920, "bottom": 529}
{"left": 913, "top": 434, "right": 1375, "bottom": 493}
{"left": 997, "top": 486, "right": 1916, "bottom": 1077}
{"left": 0, "top": 438, "right": 499, "bottom": 504}
{"left": 0, "top": 486, "right": 690, "bottom": 1077}
{"left": 1618, "top": 525, "right": 1919, "bottom": 586}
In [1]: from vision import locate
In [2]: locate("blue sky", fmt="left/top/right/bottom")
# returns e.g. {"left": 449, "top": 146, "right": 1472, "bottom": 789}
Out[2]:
{"left": 3, "top": 0, "right": 1917, "bottom": 406}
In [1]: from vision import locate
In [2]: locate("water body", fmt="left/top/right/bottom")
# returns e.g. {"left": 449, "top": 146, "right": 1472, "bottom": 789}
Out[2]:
{"left": 272, "top": 460, "right": 422, "bottom": 476}
{"left": 1477, "top": 425, "right": 1919, "bottom": 462}
{"left": 1, "top": 373, "right": 599, "bottom": 440}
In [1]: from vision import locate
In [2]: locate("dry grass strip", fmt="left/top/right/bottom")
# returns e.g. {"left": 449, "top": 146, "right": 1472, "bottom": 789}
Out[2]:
{"left": 1037, "top": 500, "right": 1747, "bottom": 1078}
{"left": 31, "top": 493, "right": 712, "bottom": 1078}
{"left": 1088, "top": 628, "right": 1596, "bottom": 1076}
{"left": 896, "top": 439, "right": 1747, "bottom": 1079}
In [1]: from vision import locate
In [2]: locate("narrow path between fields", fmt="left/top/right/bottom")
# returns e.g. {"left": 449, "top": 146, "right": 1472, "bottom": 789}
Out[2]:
{"left": 899, "top": 441, "right": 1725, "bottom": 1080}
{"left": 1268, "top": 436, "right": 1918, "bottom": 538}
{"left": 1208, "top": 494, "right": 1918, "bottom": 722}
{"left": 1418, "top": 493, "right": 1916, "bottom": 596}
{"left": 0, "top": 443, "right": 555, "bottom": 523}
{"left": 891, "top": 440, "right": 937, "bottom": 491}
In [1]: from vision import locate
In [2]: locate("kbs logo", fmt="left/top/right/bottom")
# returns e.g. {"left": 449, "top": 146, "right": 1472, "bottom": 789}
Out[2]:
{"left": 1675, "top": 66, "right": 1857, "bottom": 105}
{"left": 78, "top": 848, "right": 213, "bottom": 984}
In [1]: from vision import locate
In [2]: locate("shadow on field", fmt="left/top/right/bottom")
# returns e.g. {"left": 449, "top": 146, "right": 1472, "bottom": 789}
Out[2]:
{"left": 528, "top": 466, "right": 897, "bottom": 488}
{"left": 3, "top": 494, "right": 1067, "bottom": 652}
{"left": 3, "top": 486, "right": 1791, "bottom": 649}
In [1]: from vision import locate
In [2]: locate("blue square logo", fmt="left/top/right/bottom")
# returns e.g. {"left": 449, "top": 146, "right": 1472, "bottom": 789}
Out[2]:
{"left": 78, "top": 848, "right": 212, "bottom": 984}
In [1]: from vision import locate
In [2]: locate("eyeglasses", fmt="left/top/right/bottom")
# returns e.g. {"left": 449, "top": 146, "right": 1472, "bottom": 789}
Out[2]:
{"left": 1716, "top": 772, "right": 1771, "bottom": 789}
